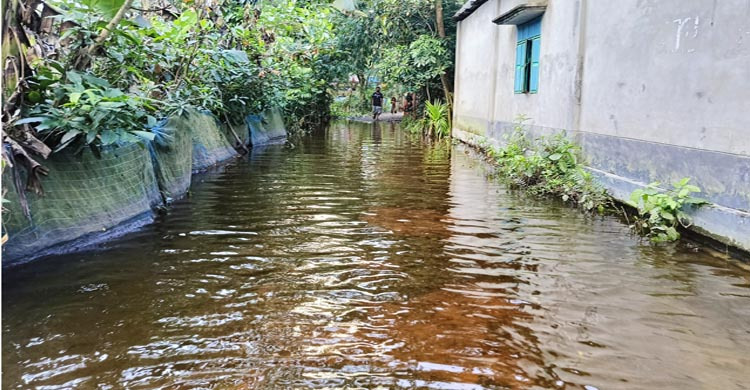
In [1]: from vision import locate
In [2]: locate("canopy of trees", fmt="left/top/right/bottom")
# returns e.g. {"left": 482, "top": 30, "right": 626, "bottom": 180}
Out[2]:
{"left": 336, "top": 0, "right": 461, "bottom": 109}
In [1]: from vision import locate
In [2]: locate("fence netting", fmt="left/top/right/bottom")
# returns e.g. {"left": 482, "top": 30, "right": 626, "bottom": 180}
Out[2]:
{"left": 3, "top": 108, "right": 287, "bottom": 262}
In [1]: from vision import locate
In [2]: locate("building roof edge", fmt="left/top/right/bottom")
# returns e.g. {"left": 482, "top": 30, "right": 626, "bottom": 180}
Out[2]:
{"left": 452, "top": 0, "right": 490, "bottom": 22}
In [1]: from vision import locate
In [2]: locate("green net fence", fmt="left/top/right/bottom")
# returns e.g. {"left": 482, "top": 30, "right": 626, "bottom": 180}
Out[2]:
{"left": 189, "top": 110, "right": 238, "bottom": 171}
{"left": 2, "top": 108, "right": 286, "bottom": 263}
{"left": 2, "top": 142, "right": 162, "bottom": 261}
{"left": 150, "top": 115, "right": 196, "bottom": 200}
{"left": 247, "top": 109, "right": 287, "bottom": 146}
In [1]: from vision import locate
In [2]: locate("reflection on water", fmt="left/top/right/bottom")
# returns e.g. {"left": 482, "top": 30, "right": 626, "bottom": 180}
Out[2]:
{"left": 3, "top": 122, "right": 750, "bottom": 389}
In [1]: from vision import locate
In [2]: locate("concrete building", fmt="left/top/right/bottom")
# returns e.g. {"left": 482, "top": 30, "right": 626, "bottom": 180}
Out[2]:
{"left": 451, "top": 0, "right": 750, "bottom": 253}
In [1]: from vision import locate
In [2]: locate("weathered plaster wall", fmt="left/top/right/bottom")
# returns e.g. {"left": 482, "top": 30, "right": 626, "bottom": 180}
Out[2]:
{"left": 453, "top": 0, "right": 500, "bottom": 136}
{"left": 490, "top": 0, "right": 581, "bottom": 131}
{"left": 579, "top": 0, "right": 750, "bottom": 155}
{"left": 452, "top": 0, "right": 750, "bottom": 253}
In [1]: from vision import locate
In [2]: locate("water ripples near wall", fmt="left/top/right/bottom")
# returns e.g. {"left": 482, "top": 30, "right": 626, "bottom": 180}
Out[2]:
{"left": 3, "top": 122, "right": 750, "bottom": 389}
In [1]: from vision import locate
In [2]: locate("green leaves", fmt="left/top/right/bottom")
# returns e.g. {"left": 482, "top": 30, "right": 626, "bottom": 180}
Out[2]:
{"left": 60, "top": 130, "right": 81, "bottom": 144}
{"left": 22, "top": 69, "right": 156, "bottom": 152}
{"left": 424, "top": 100, "right": 450, "bottom": 138}
{"left": 66, "top": 71, "right": 83, "bottom": 85}
{"left": 14, "top": 117, "right": 47, "bottom": 125}
{"left": 409, "top": 35, "right": 448, "bottom": 70}
{"left": 99, "top": 130, "right": 117, "bottom": 145}
{"left": 660, "top": 210, "right": 675, "bottom": 221}
{"left": 375, "top": 35, "right": 448, "bottom": 91}
{"left": 81, "top": 0, "right": 126, "bottom": 18}
{"left": 20, "top": 0, "right": 374, "bottom": 152}
{"left": 627, "top": 179, "right": 709, "bottom": 242}
{"left": 69, "top": 92, "right": 82, "bottom": 104}
{"left": 488, "top": 122, "right": 611, "bottom": 214}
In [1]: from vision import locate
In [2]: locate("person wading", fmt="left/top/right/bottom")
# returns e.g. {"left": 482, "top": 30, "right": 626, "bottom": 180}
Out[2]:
{"left": 372, "top": 86, "right": 384, "bottom": 121}
{"left": 404, "top": 93, "right": 414, "bottom": 117}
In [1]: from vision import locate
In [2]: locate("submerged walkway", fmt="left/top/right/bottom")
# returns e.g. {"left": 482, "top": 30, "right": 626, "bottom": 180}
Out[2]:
{"left": 3, "top": 122, "right": 750, "bottom": 388}
{"left": 349, "top": 112, "right": 404, "bottom": 123}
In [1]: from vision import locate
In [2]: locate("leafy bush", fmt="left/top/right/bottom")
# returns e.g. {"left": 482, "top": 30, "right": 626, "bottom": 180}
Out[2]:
{"left": 376, "top": 35, "right": 449, "bottom": 92}
{"left": 425, "top": 100, "right": 450, "bottom": 138}
{"left": 400, "top": 113, "right": 426, "bottom": 135}
{"left": 14, "top": 0, "right": 351, "bottom": 153}
{"left": 484, "top": 120, "right": 612, "bottom": 213}
{"left": 481, "top": 118, "right": 710, "bottom": 242}
{"left": 18, "top": 71, "right": 156, "bottom": 152}
{"left": 626, "top": 179, "right": 708, "bottom": 242}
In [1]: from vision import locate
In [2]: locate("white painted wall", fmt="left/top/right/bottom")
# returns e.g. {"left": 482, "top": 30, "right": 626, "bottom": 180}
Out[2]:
{"left": 452, "top": 0, "right": 750, "bottom": 251}
{"left": 453, "top": 0, "right": 500, "bottom": 134}
{"left": 490, "top": 0, "right": 582, "bottom": 130}
{"left": 579, "top": 0, "right": 750, "bottom": 155}
{"left": 455, "top": 0, "right": 750, "bottom": 154}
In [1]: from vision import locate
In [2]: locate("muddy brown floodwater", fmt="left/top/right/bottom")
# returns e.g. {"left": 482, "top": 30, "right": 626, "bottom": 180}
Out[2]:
{"left": 3, "top": 122, "right": 750, "bottom": 389}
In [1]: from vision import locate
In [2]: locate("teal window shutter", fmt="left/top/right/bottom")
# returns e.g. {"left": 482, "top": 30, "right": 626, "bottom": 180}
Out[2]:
{"left": 514, "top": 40, "right": 527, "bottom": 93}
{"left": 514, "top": 16, "right": 542, "bottom": 94}
{"left": 529, "top": 36, "right": 541, "bottom": 93}
{"left": 527, "top": 18, "right": 541, "bottom": 38}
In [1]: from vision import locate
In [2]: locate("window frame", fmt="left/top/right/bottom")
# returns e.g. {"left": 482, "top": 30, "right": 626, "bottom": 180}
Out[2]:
{"left": 514, "top": 16, "right": 542, "bottom": 94}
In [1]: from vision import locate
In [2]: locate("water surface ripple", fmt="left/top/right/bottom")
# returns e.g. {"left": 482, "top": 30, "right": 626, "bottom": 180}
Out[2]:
{"left": 3, "top": 122, "right": 750, "bottom": 389}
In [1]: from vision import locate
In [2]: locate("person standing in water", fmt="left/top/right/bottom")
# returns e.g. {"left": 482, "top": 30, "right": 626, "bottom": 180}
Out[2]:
{"left": 372, "top": 86, "right": 384, "bottom": 121}
{"left": 390, "top": 96, "right": 398, "bottom": 114}
{"left": 403, "top": 93, "right": 414, "bottom": 117}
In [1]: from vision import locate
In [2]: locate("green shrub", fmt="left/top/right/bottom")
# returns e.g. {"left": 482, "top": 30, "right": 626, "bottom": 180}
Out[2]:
{"left": 18, "top": 71, "right": 156, "bottom": 152}
{"left": 484, "top": 121, "right": 611, "bottom": 213}
{"left": 480, "top": 117, "right": 710, "bottom": 243}
{"left": 425, "top": 100, "right": 450, "bottom": 138}
{"left": 401, "top": 115, "right": 427, "bottom": 134}
{"left": 626, "top": 179, "right": 708, "bottom": 242}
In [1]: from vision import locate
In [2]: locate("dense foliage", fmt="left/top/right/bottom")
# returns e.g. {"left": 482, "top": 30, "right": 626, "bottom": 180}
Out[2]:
{"left": 403, "top": 100, "right": 449, "bottom": 137}
{"left": 333, "top": 0, "right": 461, "bottom": 115}
{"left": 482, "top": 120, "right": 613, "bottom": 214}
{"left": 5, "top": 0, "right": 462, "bottom": 152}
{"left": 5, "top": 0, "right": 351, "bottom": 156}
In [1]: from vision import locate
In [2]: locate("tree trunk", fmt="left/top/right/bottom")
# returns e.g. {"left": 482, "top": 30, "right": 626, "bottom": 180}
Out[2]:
{"left": 91, "top": 0, "right": 135, "bottom": 49}
{"left": 435, "top": 0, "right": 453, "bottom": 128}
{"left": 435, "top": 0, "right": 446, "bottom": 38}
{"left": 358, "top": 72, "right": 367, "bottom": 110}
{"left": 75, "top": 0, "right": 135, "bottom": 69}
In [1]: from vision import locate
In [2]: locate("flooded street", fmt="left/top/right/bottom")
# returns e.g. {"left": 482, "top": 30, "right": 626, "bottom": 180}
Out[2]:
{"left": 3, "top": 122, "right": 750, "bottom": 389}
